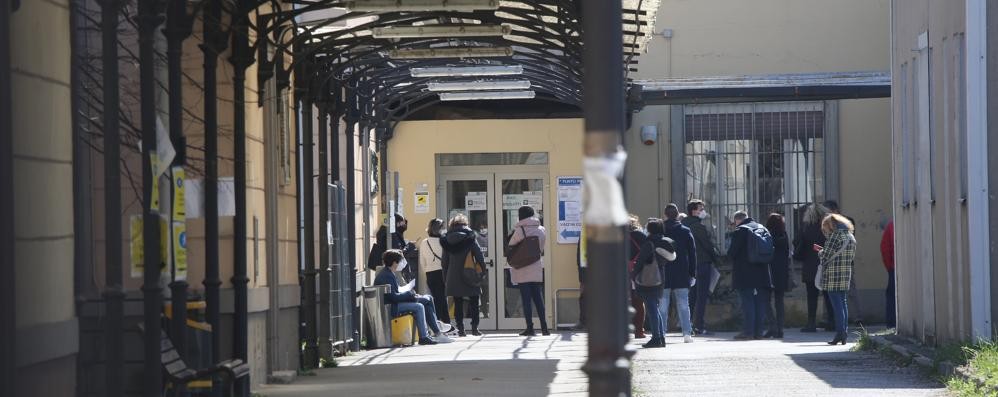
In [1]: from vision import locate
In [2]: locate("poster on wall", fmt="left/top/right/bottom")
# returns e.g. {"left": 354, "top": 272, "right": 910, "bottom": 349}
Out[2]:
{"left": 414, "top": 191, "right": 430, "bottom": 214}
{"left": 556, "top": 176, "right": 583, "bottom": 244}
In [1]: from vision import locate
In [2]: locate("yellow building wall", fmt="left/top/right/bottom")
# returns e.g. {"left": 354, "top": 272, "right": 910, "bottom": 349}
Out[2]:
{"left": 388, "top": 119, "right": 584, "bottom": 305}
{"left": 625, "top": 0, "right": 893, "bottom": 317}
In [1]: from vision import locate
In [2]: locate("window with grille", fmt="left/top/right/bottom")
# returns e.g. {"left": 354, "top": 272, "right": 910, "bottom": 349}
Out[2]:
{"left": 679, "top": 102, "right": 832, "bottom": 253}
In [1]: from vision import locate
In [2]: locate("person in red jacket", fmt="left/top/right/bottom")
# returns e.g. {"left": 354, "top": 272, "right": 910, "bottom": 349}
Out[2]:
{"left": 881, "top": 221, "right": 896, "bottom": 328}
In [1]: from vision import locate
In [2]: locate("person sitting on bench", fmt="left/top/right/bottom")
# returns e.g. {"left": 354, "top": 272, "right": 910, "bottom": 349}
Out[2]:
{"left": 375, "top": 249, "right": 453, "bottom": 345}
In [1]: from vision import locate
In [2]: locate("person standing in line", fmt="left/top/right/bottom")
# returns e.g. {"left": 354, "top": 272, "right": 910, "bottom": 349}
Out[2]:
{"left": 728, "top": 211, "right": 774, "bottom": 340}
{"left": 574, "top": 226, "right": 587, "bottom": 331}
{"left": 419, "top": 218, "right": 453, "bottom": 332}
{"left": 684, "top": 199, "right": 721, "bottom": 336}
{"left": 368, "top": 213, "right": 410, "bottom": 270}
{"left": 763, "top": 213, "right": 791, "bottom": 339}
{"left": 440, "top": 214, "right": 487, "bottom": 337}
{"left": 661, "top": 204, "right": 697, "bottom": 343}
{"left": 627, "top": 214, "right": 649, "bottom": 339}
{"left": 508, "top": 205, "right": 549, "bottom": 336}
{"left": 816, "top": 214, "right": 858, "bottom": 345}
{"left": 794, "top": 203, "right": 832, "bottom": 332}
{"left": 881, "top": 220, "right": 896, "bottom": 328}
{"left": 823, "top": 200, "right": 864, "bottom": 325}
{"left": 634, "top": 219, "right": 675, "bottom": 348}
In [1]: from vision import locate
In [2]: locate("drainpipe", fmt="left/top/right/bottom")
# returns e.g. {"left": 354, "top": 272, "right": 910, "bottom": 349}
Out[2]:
{"left": 100, "top": 1, "right": 126, "bottom": 396}
{"left": 966, "top": 0, "right": 992, "bottom": 340}
{"left": 318, "top": 98, "right": 332, "bottom": 360}
{"left": 579, "top": 0, "right": 633, "bottom": 396}
{"left": 300, "top": 89, "right": 318, "bottom": 368}
{"left": 1, "top": 0, "right": 16, "bottom": 395}
{"left": 200, "top": 0, "right": 225, "bottom": 395}
{"left": 344, "top": 92, "right": 361, "bottom": 351}
{"left": 138, "top": 0, "right": 164, "bottom": 395}
{"left": 229, "top": 0, "right": 253, "bottom": 394}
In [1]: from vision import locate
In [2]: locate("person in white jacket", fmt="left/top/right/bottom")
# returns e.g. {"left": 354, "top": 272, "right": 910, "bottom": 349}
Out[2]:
{"left": 507, "top": 205, "right": 549, "bottom": 336}
{"left": 419, "top": 218, "right": 451, "bottom": 328}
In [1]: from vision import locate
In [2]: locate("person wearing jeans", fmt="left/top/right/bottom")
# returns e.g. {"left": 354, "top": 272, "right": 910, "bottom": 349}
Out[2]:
{"left": 726, "top": 211, "right": 775, "bottom": 340}
{"left": 376, "top": 249, "right": 453, "bottom": 345}
{"left": 637, "top": 286, "right": 664, "bottom": 348}
{"left": 661, "top": 288, "right": 693, "bottom": 341}
{"left": 816, "top": 214, "right": 857, "bottom": 345}
{"left": 517, "top": 282, "right": 548, "bottom": 335}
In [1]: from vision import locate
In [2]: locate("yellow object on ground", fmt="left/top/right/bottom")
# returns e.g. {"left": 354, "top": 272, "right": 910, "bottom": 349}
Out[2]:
{"left": 391, "top": 314, "right": 418, "bottom": 346}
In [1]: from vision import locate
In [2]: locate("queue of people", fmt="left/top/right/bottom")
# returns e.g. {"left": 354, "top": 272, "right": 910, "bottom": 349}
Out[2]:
{"left": 370, "top": 198, "right": 876, "bottom": 348}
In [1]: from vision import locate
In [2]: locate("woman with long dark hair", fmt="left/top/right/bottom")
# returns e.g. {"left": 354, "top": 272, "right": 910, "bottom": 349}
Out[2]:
{"left": 763, "top": 213, "right": 790, "bottom": 338}
{"left": 793, "top": 203, "right": 831, "bottom": 332}
{"left": 419, "top": 218, "right": 451, "bottom": 329}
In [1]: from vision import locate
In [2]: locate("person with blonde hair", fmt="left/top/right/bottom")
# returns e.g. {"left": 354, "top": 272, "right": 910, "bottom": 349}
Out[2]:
{"left": 815, "top": 214, "right": 857, "bottom": 345}
{"left": 441, "top": 213, "right": 487, "bottom": 336}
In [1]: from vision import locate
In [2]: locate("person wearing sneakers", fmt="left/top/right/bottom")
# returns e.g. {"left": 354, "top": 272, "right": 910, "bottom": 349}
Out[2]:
{"left": 661, "top": 204, "right": 697, "bottom": 344}
{"left": 375, "top": 250, "right": 452, "bottom": 345}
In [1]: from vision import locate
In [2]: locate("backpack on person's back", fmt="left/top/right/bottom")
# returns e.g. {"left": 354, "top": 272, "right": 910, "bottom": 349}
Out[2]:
{"left": 739, "top": 222, "right": 775, "bottom": 264}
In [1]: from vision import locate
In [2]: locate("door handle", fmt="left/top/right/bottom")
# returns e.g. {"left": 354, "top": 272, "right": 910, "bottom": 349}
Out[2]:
{"left": 484, "top": 259, "right": 495, "bottom": 268}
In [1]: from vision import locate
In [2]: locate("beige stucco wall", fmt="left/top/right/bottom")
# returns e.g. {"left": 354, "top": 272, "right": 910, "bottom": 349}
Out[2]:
{"left": 625, "top": 0, "right": 893, "bottom": 319}
{"left": 891, "top": 0, "right": 972, "bottom": 344}
{"left": 11, "top": 0, "right": 77, "bottom": 395}
{"left": 388, "top": 119, "right": 584, "bottom": 324}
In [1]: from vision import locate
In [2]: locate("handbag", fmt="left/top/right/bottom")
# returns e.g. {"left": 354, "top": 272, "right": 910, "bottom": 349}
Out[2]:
{"left": 506, "top": 226, "right": 542, "bottom": 269}
{"left": 461, "top": 251, "right": 486, "bottom": 288}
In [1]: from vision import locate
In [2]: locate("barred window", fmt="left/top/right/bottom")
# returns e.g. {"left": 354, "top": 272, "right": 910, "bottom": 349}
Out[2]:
{"left": 681, "top": 102, "right": 829, "bottom": 253}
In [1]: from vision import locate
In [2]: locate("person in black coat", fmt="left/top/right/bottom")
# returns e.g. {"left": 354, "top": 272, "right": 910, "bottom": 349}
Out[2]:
{"left": 627, "top": 215, "right": 649, "bottom": 338}
{"left": 659, "top": 204, "right": 697, "bottom": 343}
{"left": 367, "top": 213, "right": 411, "bottom": 271}
{"left": 727, "top": 211, "right": 774, "bottom": 340}
{"left": 763, "top": 213, "right": 791, "bottom": 338}
{"left": 440, "top": 214, "right": 486, "bottom": 337}
{"left": 793, "top": 203, "right": 832, "bottom": 332}
{"left": 633, "top": 219, "right": 676, "bottom": 348}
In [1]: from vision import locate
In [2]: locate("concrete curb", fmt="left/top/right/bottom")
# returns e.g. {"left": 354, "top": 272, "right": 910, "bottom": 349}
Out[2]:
{"left": 867, "top": 335, "right": 994, "bottom": 392}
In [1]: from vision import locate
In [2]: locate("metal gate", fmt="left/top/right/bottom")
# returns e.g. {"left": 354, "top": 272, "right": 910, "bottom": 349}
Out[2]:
{"left": 671, "top": 101, "right": 839, "bottom": 252}
{"left": 328, "top": 183, "right": 354, "bottom": 350}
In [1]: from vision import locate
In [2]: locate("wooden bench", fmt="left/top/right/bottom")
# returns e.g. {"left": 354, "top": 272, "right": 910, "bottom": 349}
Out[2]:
{"left": 138, "top": 323, "right": 250, "bottom": 392}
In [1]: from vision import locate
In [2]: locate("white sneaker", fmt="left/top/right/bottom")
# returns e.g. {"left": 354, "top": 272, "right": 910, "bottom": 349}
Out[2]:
{"left": 433, "top": 333, "right": 454, "bottom": 343}
{"left": 684, "top": 335, "right": 694, "bottom": 343}
{"left": 437, "top": 321, "right": 454, "bottom": 334}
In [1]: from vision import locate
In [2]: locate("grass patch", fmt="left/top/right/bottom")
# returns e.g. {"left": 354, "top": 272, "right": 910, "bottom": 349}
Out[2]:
{"left": 943, "top": 339, "right": 998, "bottom": 396}
{"left": 947, "top": 376, "right": 993, "bottom": 397}
{"left": 320, "top": 357, "right": 339, "bottom": 368}
{"left": 297, "top": 368, "right": 317, "bottom": 377}
{"left": 851, "top": 328, "right": 875, "bottom": 352}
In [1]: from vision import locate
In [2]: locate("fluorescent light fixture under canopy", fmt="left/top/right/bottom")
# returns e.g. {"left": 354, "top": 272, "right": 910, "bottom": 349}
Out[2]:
{"left": 389, "top": 46, "right": 513, "bottom": 59}
{"left": 345, "top": 0, "right": 499, "bottom": 12}
{"left": 427, "top": 80, "right": 532, "bottom": 91}
{"left": 410, "top": 65, "right": 524, "bottom": 77}
{"left": 438, "top": 90, "right": 536, "bottom": 101}
{"left": 372, "top": 24, "right": 511, "bottom": 39}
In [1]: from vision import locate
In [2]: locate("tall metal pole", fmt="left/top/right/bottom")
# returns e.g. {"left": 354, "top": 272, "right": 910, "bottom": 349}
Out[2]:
{"left": 200, "top": 1, "right": 225, "bottom": 395}
{"left": 165, "top": 3, "right": 192, "bottom": 394}
{"left": 229, "top": 0, "right": 252, "bottom": 394}
{"left": 580, "top": 0, "right": 632, "bottom": 396}
{"left": 317, "top": 100, "right": 332, "bottom": 359}
{"left": 138, "top": 0, "right": 165, "bottom": 396}
{"left": 100, "top": 1, "right": 126, "bottom": 396}
{"left": 344, "top": 92, "right": 360, "bottom": 351}
{"left": 0, "top": 0, "right": 17, "bottom": 395}
{"left": 301, "top": 95, "right": 318, "bottom": 368}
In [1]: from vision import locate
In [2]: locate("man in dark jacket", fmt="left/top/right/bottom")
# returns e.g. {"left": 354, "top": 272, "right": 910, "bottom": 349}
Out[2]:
{"left": 727, "top": 211, "right": 774, "bottom": 340}
{"left": 368, "top": 214, "right": 411, "bottom": 271}
{"left": 683, "top": 199, "right": 720, "bottom": 335}
{"left": 661, "top": 204, "right": 697, "bottom": 343}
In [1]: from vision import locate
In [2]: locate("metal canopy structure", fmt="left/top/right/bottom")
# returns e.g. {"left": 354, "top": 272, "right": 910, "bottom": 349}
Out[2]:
{"left": 631, "top": 70, "right": 891, "bottom": 106}
{"left": 256, "top": 0, "right": 660, "bottom": 138}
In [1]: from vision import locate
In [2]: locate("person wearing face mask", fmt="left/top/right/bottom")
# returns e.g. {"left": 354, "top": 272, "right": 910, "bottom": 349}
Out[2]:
{"left": 419, "top": 218, "right": 452, "bottom": 330}
{"left": 683, "top": 199, "right": 721, "bottom": 335}
{"left": 368, "top": 214, "right": 411, "bottom": 271}
{"left": 375, "top": 249, "right": 452, "bottom": 345}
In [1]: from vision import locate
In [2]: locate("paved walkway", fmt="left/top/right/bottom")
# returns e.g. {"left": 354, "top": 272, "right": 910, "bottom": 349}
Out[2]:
{"left": 255, "top": 330, "right": 947, "bottom": 397}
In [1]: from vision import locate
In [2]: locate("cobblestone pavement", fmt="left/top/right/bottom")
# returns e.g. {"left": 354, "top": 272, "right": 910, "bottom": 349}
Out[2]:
{"left": 255, "top": 329, "right": 948, "bottom": 397}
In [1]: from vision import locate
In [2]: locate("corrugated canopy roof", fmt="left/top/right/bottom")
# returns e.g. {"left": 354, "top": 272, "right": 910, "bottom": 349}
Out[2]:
{"left": 633, "top": 71, "right": 891, "bottom": 105}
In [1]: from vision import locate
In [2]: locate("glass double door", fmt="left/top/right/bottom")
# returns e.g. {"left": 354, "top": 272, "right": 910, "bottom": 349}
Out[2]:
{"left": 440, "top": 172, "right": 547, "bottom": 330}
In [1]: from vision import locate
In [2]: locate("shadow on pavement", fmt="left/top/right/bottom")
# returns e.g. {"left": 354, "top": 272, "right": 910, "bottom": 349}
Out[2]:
{"left": 787, "top": 350, "right": 942, "bottom": 390}
{"left": 258, "top": 359, "right": 560, "bottom": 397}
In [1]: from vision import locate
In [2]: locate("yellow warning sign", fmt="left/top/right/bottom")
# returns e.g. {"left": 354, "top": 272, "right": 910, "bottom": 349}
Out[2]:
{"left": 129, "top": 215, "right": 169, "bottom": 278}
{"left": 173, "top": 222, "right": 187, "bottom": 281}
{"left": 172, "top": 166, "right": 185, "bottom": 220}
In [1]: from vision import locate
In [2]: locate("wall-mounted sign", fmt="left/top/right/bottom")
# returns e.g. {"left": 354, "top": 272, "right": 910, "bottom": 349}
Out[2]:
{"left": 557, "top": 176, "right": 583, "bottom": 244}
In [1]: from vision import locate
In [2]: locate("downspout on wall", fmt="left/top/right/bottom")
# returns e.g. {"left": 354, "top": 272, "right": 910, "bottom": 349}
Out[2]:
{"left": 987, "top": 0, "right": 998, "bottom": 334}
{"left": 966, "top": 0, "right": 992, "bottom": 340}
